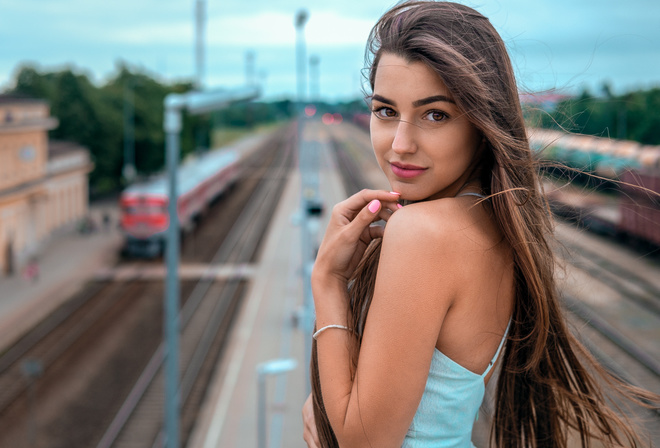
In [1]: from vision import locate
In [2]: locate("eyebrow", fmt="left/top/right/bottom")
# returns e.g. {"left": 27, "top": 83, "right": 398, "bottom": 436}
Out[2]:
{"left": 413, "top": 95, "right": 455, "bottom": 107}
{"left": 371, "top": 94, "right": 455, "bottom": 107}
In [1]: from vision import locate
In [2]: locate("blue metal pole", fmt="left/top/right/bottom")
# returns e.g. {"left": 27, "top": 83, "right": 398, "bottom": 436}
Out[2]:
{"left": 295, "top": 9, "right": 313, "bottom": 397}
{"left": 123, "top": 79, "right": 136, "bottom": 183}
{"left": 164, "top": 101, "right": 181, "bottom": 448}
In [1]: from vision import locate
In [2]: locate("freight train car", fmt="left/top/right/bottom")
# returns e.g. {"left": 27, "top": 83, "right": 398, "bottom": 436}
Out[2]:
{"left": 529, "top": 129, "right": 660, "bottom": 247}
{"left": 544, "top": 169, "right": 660, "bottom": 248}
{"left": 119, "top": 137, "right": 261, "bottom": 258}
{"left": 528, "top": 128, "right": 660, "bottom": 181}
{"left": 618, "top": 169, "right": 660, "bottom": 247}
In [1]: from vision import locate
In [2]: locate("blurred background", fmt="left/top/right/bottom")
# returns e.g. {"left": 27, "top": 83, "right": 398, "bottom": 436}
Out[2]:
{"left": 0, "top": 1, "right": 659, "bottom": 447}
{"left": 1, "top": 0, "right": 659, "bottom": 196}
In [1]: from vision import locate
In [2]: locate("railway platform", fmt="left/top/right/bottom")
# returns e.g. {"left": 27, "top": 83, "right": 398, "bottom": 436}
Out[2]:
{"left": 187, "top": 124, "right": 347, "bottom": 448}
{"left": 0, "top": 201, "right": 123, "bottom": 352}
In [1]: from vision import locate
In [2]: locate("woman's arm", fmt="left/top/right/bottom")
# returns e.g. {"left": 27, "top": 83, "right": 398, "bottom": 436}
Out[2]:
{"left": 313, "top": 200, "right": 460, "bottom": 447}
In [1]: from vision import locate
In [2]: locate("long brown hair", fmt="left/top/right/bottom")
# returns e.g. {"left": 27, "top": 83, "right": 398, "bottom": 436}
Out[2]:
{"left": 311, "top": 1, "right": 656, "bottom": 446}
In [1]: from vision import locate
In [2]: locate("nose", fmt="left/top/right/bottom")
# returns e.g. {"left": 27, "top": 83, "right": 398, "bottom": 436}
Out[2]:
{"left": 391, "top": 119, "right": 417, "bottom": 155}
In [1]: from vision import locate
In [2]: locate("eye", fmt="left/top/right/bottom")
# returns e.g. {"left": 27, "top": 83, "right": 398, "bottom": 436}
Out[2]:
{"left": 424, "top": 110, "right": 448, "bottom": 122}
{"left": 372, "top": 106, "right": 397, "bottom": 119}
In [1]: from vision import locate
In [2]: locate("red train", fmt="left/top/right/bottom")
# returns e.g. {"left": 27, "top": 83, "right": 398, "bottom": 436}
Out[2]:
{"left": 119, "top": 137, "right": 261, "bottom": 257}
{"left": 544, "top": 169, "right": 660, "bottom": 248}
{"left": 618, "top": 169, "right": 660, "bottom": 247}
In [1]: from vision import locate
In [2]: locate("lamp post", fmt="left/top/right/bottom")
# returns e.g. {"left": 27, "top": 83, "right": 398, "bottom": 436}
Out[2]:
{"left": 162, "top": 86, "right": 259, "bottom": 448}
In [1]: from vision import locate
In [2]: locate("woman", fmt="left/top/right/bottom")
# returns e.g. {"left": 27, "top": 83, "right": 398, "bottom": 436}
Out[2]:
{"left": 305, "top": 1, "right": 656, "bottom": 447}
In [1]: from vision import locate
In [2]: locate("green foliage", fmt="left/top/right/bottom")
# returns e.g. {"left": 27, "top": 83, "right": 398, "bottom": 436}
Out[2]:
{"left": 526, "top": 85, "right": 660, "bottom": 145}
{"left": 6, "top": 63, "right": 371, "bottom": 197}
{"left": 7, "top": 64, "right": 295, "bottom": 196}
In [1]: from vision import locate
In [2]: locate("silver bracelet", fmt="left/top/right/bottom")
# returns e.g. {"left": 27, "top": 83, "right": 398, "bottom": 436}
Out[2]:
{"left": 313, "top": 324, "right": 352, "bottom": 340}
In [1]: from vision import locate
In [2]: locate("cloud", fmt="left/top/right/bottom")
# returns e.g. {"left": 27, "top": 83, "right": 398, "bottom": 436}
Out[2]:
{"left": 103, "top": 10, "right": 375, "bottom": 48}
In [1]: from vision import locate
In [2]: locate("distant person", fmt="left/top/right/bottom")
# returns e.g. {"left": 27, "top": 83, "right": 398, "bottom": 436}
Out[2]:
{"left": 302, "top": 2, "right": 657, "bottom": 447}
{"left": 23, "top": 257, "right": 39, "bottom": 284}
{"left": 79, "top": 215, "right": 97, "bottom": 234}
{"left": 102, "top": 211, "right": 111, "bottom": 232}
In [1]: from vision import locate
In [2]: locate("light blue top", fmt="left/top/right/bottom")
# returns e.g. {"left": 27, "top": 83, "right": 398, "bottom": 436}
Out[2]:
{"left": 402, "top": 319, "right": 511, "bottom": 448}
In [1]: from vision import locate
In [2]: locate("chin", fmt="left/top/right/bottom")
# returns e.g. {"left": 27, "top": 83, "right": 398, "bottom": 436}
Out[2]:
{"left": 396, "top": 190, "right": 426, "bottom": 203}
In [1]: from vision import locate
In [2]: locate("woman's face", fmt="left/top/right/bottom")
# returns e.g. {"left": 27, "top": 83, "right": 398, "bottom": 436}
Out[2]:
{"left": 370, "top": 53, "right": 482, "bottom": 202}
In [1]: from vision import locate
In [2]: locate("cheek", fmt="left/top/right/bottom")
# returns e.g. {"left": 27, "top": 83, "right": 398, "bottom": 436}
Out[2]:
{"left": 370, "top": 124, "right": 389, "bottom": 160}
{"left": 445, "top": 126, "right": 480, "bottom": 163}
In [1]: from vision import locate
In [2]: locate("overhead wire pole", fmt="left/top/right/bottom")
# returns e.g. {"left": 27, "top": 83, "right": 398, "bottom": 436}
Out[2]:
{"left": 194, "top": 0, "right": 206, "bottom": 153}
{"left": 195, "top": 0, "right": 205, "bottom": 90}
{"left": 123, "top": 77, "right": 136, "bottom": 184}
{"left": 295, "top": 10, "right": 308, "bottom": 110}
{"left": 295, "top": 9, "right": 320, "bottom": 398}
{"left": 309, "top": 55, "right": 320, "bottom": 102}
{"left": 245, "top": 50, "right": 256, "bottom": 87}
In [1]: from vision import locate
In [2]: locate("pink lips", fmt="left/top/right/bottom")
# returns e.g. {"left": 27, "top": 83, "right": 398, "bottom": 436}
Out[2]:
{"left": 390, "top": 162, "right": 427, "bottom": 179}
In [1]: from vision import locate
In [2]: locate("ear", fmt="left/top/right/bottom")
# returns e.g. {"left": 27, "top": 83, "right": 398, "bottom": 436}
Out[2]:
{"left": 479, "top": 134, "right": 488, "bottom": 150}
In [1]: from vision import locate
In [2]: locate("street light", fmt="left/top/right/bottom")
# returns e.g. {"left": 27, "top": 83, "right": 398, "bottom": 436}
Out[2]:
{"left": 162, "top": 85, "right": 260, "bottom": 448}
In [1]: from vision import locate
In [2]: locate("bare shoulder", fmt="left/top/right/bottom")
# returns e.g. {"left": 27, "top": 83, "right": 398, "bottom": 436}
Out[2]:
{"left": 383, "top": 198, "right": 482, "bottom": 251}
{"left": 379, "top": 199, "right": 479, "bottom": 296}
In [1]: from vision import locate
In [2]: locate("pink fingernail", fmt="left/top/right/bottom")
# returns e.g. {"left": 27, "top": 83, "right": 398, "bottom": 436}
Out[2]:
{"left": 389, "top": 191, "right": 400, "bottom": 195}
{"left": 368, "top": 200, "right": 380, "bottom": 213}
{"left": 397, "top": 204, "right": 403, "bottom": 209}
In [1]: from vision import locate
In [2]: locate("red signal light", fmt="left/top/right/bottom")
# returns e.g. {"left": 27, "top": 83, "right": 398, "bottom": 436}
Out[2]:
{"left": 322, "top": 113, "right": 334, "bottom": 125}
{"left": 305, "top": 105, "right": 317, "bottom": 117}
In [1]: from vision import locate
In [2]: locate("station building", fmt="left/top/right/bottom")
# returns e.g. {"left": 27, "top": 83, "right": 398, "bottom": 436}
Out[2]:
{"left": 0, "top": 94, "right": 93, "bottom": 276}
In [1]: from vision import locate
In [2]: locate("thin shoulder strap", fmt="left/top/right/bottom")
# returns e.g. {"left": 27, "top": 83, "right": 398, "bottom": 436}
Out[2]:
{"left": 481, "top": 318, "right": 512, "bottom": 378}
{"left": 456, "top": 192, "right": 487, "bottom": 199}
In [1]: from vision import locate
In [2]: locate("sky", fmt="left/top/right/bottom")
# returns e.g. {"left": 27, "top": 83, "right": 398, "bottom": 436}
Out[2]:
{"left": 1, "top": 0, "right": 659, "bottom": 102}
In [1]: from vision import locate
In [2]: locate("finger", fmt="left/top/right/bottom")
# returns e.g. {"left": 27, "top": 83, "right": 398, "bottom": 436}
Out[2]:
{"left": 338, "top": 190, "right": 401, "bottom": 216}
{"left": 366, "top": 199, "right": 403, "bottom": 226}
{"left": 302, "top": 394, "right": 320, "bottom": 447}
{"left": 310, "top": 423, "right": 320, "bottom": 446}
{"left": 367, "top": 224, "right": 385, "bottom": 240}
{"left": 342, "top": 199, "right": 385, "bottom": 244}
{"left": 375, "top": 201, "right": 402, "bottom": 221}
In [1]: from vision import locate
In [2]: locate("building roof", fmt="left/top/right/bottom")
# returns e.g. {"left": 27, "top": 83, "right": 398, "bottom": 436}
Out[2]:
{"left": 0, "top": 93, "right": 47, "bottom": 105}
{"left": 49, "top": 140, "right": 88, "bottom": 158}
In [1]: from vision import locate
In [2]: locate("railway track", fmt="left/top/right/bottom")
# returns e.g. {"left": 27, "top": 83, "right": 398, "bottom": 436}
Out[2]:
{"left": 97, "top": 124, "right": 295, "bottom": 448}
{"left": 557, "top": 236, "right": 660, "bottom": 316}
{"left": 0, "top": 280, "right": 141, "bottom": 413}
{"left": 552, "top": 224, "right": 660, "bottom": 384}
{"left": 0, "top": 125, "right": 295, "bottom": 448}
{"left": 330, "top": 136, "right": 370, "bottom": 195}
{"left": 553, "top": 225, "right": 660, "bottom": 433}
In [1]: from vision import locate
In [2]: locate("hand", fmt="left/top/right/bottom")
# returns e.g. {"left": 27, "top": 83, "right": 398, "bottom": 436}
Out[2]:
{"left": 302, "top": 393, "right": 320, "bottom": 448}
{"left": 314, "top": 190, "right": 400, "bottom": 284}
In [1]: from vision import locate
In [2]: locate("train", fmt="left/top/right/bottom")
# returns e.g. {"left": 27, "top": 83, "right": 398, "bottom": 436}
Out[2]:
{"left": 529, "top": 128, "right": 660, "bottom": 247}
{"left": 528, "top": 128, "right": 660, "bottom": 180}
{"left": 119, "top": 134, "right": 266, "bottom": 258}
{"left": 544, "top": 170, "right": 660, "bottom": 248}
